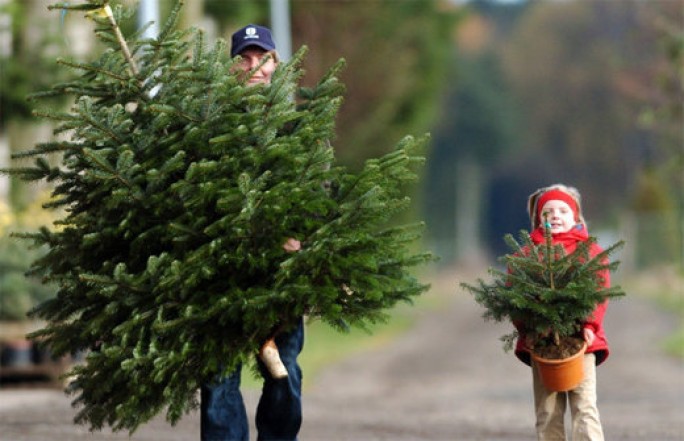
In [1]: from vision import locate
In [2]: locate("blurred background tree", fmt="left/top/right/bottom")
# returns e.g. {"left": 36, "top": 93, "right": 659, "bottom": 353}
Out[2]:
{"left": 0, "top": 194, "right": 57, "bottom": 321}
{"left": 633, "top": 2, "right": 683, "bottom": 269}
{"left": 1, "top": 0, "right": 94, "bottom": 211}
{"left": 424, "top": 0, "right": 682, "bottom": 270}
{"left": 424, "top": 13, "right": 520, "bottom": 264}
{"left": 1, "top": 0, "right": 91, "bottom": 323}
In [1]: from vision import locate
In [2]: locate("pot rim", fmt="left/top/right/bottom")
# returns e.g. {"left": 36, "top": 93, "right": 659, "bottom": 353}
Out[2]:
{"left": 530, "top": 341, "right": 588, "bottom": 364}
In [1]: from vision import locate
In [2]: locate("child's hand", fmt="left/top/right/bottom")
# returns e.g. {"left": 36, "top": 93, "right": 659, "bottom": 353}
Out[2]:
{"left": 283, "top": 238, "right": 301, "bottom": 253}
{"left": 583, "top": 327, "right": 596, "bottom": 345}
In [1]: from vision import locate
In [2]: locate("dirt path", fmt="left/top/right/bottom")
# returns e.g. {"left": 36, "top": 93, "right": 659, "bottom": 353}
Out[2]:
{"left": 1, "top": 270, "right": 682, "bottom": 440}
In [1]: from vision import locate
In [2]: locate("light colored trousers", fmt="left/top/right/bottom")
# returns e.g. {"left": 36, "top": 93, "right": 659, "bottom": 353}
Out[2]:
{"left": 532, "top": 353, "right": 605, "bottom": 441}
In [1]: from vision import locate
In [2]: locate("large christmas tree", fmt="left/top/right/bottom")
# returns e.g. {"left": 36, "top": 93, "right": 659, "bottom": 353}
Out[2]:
{"left": 7, "top": 0, "right": 433, "bottom": 432}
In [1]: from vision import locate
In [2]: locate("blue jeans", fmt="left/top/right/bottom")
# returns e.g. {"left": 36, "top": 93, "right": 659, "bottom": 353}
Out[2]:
{"left": 201, "top": 319, "right": 304, "bottom": 441}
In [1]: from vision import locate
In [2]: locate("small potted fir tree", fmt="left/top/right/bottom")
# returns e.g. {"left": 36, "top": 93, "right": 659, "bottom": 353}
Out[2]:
{"left": 461, "top": 222, "right": 625, "bottom": 391}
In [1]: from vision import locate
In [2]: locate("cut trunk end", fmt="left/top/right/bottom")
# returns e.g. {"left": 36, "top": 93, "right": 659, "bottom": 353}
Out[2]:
{"left": 259, "top": 338, "right": 288, "bottom": 379}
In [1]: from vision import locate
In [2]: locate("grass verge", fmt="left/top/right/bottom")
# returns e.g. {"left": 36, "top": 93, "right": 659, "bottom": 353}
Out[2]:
{"left": 623, "top": 265, "right": 683, "bottom": 358}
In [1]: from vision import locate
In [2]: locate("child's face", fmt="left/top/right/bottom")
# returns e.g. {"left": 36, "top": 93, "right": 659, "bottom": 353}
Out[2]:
{"left": 540, "top": 200, "right": 576, "bottom": 234}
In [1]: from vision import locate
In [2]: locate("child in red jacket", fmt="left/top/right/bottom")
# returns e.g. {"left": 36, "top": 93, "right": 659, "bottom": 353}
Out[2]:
{"left": 517, "top": 184, "right": 610, "bottom": 441}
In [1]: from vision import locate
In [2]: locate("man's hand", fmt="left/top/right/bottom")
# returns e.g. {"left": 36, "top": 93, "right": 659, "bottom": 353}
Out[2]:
{"left": 283, "top": 238, "right": 301, "bottom": 253}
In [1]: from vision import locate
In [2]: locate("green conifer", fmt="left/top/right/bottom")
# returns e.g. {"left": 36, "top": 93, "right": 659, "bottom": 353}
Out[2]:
{"left": 5, "top": 1, "right": 433, "bottom": 432}
{"left": 461, "top": 225, "right": 625, "bottom": 354}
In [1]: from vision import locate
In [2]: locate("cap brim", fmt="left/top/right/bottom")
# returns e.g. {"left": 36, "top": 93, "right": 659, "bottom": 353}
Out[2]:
{"left": 231, "top": 41, "right": 276, "bottom": 58}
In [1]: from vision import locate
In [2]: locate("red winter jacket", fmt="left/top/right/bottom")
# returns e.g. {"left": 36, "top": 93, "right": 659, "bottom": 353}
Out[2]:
{"left": 513, "top": 226, "right": 610, "bottom": 366}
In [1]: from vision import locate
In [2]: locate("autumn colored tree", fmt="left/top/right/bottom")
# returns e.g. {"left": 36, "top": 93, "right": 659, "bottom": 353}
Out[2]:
{"left": 499, "top": 0, "right": 682, "bottom": 223}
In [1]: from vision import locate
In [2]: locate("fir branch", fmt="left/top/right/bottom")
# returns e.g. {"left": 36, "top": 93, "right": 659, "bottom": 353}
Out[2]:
{"left": 29, "top": 109, "right": 79, "bottom": 124}
{"left": 80, "top": 149, "right": 141, "bottom": 201}
{"left": 48, "top": 2, "right": 106, "bottom": 12}
{"left": 55, "top": 57, "right": 130, "bottom": 83}
{"left": 149, "top": 104, "right": 203, "bottom": 124}
{"left": 462, "top": 229, "right": 625, "bottom": 352}
{"left": 101, "top": 4, "right": 139, "bottom": 76}
{"left": 156, "top": 0, "right": 184, "bottom": 44}
{"left": 76, "top": 105, "right": 123, "bottom": 144}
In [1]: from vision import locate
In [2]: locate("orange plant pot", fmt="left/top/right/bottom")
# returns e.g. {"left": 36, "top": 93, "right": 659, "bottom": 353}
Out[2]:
{"left": 531, "top": 342, "right": 587, "bottom": 392}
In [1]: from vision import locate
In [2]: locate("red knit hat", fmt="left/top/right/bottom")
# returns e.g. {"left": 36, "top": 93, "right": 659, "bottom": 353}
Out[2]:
{"left": 536, "top": 189, "right": 579, "bottom": 226}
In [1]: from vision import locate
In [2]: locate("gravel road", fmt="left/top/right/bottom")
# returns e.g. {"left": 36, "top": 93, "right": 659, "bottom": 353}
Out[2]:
{"left": 1, "top": 269, "right": 682, "bottom": 440}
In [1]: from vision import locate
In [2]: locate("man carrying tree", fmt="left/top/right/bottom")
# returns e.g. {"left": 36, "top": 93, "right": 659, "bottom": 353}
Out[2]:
{"left": 200, "top": 24, "right": 305, "bottom": 441}
{"left": 12, "top": 1, "right": 431, "bottom": 436}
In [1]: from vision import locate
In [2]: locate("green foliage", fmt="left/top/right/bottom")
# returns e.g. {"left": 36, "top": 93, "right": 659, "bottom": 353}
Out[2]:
{"left": 425, "top": 51, "right": 520, "bottom": 259}
{"left": 204, "top": 0, "right": 267, "bottom": 30}
{"left": 0, "top": 1, "right": 69, "bottom": 127}
{"left": 461, "top": 228, "right": 625, "bottom": 351}
{"left": 0, "top": 236, "right": 54, "bottom": 321}
{"left": 499, "top": 1, "right": 683, "bottom": 223}
{"left": 293, "top": 0, "right": 458, "bottom": 168}
{"left": 433, "top": 53, "right": 518, "bottom": 163}
{"left": 4, "top": 0, "right": 433, "bottom": 433}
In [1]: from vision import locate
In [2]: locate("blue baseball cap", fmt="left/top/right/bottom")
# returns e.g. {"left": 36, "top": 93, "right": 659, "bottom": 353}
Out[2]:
{"left": 230, "top": 24, "right": 277, "bottom": 58}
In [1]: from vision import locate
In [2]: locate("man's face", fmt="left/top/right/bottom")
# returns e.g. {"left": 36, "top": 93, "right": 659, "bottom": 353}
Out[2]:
{"left": 234, "top": 47, "right": 277, "bottom": 86}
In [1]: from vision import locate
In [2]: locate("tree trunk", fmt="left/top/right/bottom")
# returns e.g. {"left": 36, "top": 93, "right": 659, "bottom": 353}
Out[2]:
{"left": 453, "top": 157, "right": 487, "bottom": 266}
